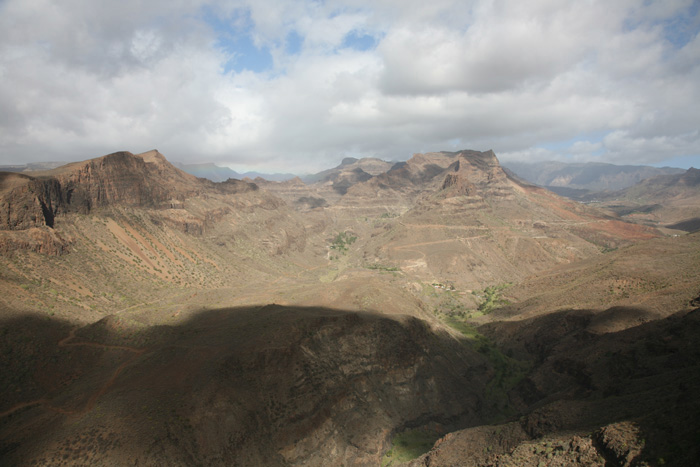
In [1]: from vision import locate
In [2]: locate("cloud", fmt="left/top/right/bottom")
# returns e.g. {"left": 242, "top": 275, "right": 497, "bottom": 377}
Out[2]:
{"left": 0, "top": 0, "right": 698, "bottom": 172}
{"left": 603, "top": 129, "right": 700, "bottom": 164}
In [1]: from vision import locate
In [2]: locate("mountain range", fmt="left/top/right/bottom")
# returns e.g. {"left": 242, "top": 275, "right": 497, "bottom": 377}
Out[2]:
{"left": 172, "top": 161, "right": 297, "bottom": 183}
{"left": 3, "top": 157, "right": 688, "bottom": 194}
{"left": 1, "top": 149, "right": 698, "bottom": 466}
{"left": 502, "top": 160, "right": 685, "bottom": 195}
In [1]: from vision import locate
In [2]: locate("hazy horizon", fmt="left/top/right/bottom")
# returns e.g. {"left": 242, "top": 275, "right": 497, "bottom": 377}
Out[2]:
{"left": 1, "top": 0, "right": 699, "bottom": 172}
{"left": 1, "top": 150, "right": 696, "bottom": 176}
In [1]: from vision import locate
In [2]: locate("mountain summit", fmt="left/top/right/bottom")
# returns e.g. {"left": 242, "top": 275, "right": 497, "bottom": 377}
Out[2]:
{"left": 1, "top": 148, "right": 696, "bottom": 467}
{"left": 0, "top": 150, "right": 208, "bottom": 231}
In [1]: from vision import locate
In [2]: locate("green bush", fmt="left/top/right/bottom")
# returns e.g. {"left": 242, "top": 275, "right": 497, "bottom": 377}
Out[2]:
{"left": 473, "top": 283, "right": 511, "bottom": 314}
{"left": 329, "top": 232, "right": 357, "bottom": 253}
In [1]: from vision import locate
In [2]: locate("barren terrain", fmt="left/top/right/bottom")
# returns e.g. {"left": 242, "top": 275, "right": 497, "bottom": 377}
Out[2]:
{"left": 1, "top": 149, "right": 698, "bottom": 466}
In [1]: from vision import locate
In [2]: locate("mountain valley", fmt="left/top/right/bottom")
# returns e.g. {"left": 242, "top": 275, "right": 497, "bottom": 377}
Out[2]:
{"left": 1, "top": 149, "right": 698, "bottom": 466}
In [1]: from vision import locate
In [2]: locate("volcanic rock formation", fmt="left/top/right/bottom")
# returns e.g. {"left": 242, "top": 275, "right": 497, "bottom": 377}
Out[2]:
{"left": 1, "top": 148, "right": 697, "bottom": 466}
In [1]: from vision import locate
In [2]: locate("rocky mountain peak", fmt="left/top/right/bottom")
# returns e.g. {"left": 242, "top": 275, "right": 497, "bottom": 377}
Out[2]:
{"left": 52, "top": 150, "right": 201, "bottom": 213}
{"left": 0, "top": 172, "right": 62, "bottom": 230}
{"left": 134, "top": 149, "right": 166, "bottom": 164}
{"left": 438, "top": 150, "right": 510, "bottom": 197}
{"left": 0, "top": 151, "right": 210, "bottom": 232}
{"left": 287, "top": 176, "right": 306, "bottom": 186}
{"left": 679, "top": 167, "right": 700, "bottom": 186}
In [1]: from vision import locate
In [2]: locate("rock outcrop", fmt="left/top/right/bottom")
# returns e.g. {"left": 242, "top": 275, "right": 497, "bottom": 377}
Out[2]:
{"left": 439, "top": 150, "right": 512, "bottom": 199}
{"left": 0, "top": 227, "right": 70, "bottom": 255}
{"left": 0, "top": 307, "right": 495, "bottom": 466}
{"left": 49, "top": 150, "right": 206, "bottom": 213}
{"left": 0, "top": 173, "right": 62, "bottom": 229}
{"left": 0, "top": 150, "right": 267, "bottom": 233}
{"left": 0, "top": 151, "right": 197, "bottom": 230}
{"left": 0, "top": 150, "right": 281, "bottom": 256}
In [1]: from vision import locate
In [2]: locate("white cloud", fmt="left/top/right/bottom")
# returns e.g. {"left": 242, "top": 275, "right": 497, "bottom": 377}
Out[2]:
{"left": 603, "top": 130, "right": 700, "bottom": 164}
{"left": 0, "top": 0, "right": 698, "bottom": 171}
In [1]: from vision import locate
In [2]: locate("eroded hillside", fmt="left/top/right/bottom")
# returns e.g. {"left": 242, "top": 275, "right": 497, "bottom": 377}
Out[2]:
{"left": 1, "top": 149, "right": 698, "bottom": 466}
{"left": 584, "top": 167, "right": 700, "bottom": 234}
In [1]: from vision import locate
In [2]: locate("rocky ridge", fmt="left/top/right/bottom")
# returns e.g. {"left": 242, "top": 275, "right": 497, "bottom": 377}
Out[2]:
{"left": 355, "top": 150, "right": 658, "bottom": 291}
{"left": 583, "top": 167, "right": 700, "bottom": 233}
{"left": 503, "top": 161, "right": 685, "bottom": 193}
{"left": 0, "top": 306, "right": 499, "bottom": 466}
{"left": 1, "top": 148, "right": 697, "bottom": 466}
{"left": 1, "top": 150, "right": 204, "bottom": 231}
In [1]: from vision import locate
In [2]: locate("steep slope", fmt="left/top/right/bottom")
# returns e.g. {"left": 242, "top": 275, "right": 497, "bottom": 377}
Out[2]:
{"left": 1, "top": 150, "right": 206, "bottom": 232}
{"left": 0, "top": 172, "right": 63, "bottom": 230}
{"left": 258, "top": 157, "right": 395, "bottom": 212}
{"left": 587, "top": 167, "right": 700, "bottom": 232}
{"left": 0, "top": 150, "right": 319, "bottom": 322}
{"left": 2, "top": 147, "right": 695, "bottom": 467}
{"left": 485, "top": 232, "right": 700, "bottom": 322}
{"left": 38, "top": 150, "right": 205, "bottom": 212}
{"left": 354, "top": 150, "right": 658, "bottom": 293}
{"left": 402, "top": 233, "right": 700, "bottom": 467}
{"left": 504, "top": 160, "right": 684, "bottom": 195}
{"left": 0, "top": 305, "right": 497, "bottom": 466}
{"left": 335, "top": 151, "right": 464, "bottom": 215}
{"left": 408, "top": 305, "right": 700, "bottom": 467}
{"left": 302, "top": 157, "right": 394, "bottom": 184}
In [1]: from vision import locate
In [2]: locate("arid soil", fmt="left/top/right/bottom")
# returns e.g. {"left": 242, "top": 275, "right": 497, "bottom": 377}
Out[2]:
{"left": 584, "top": 167, "right": 700, "bottom": 234}
{"left": 1, "top": 149, "right": 698, "bottom": 466}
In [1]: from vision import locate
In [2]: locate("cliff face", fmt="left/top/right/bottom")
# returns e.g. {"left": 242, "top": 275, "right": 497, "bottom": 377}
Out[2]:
{"left": 56, "top": 151, "right": 172, "bottom": 212}
{"left": 0, "top": 173, "right": 63, "bottom": 230}
{"left": 0, "top": 152, "right": 168, "bottom": 230}
{"left": 0, "top": 151, "right": 244, "bottom": 232}
{"left": 51, "top": 150, "right": 209, "bottom": 213}
{"left": 0, "top": 151, "right": 281, "bottom": 257}
{"left": 440, "top": 150, "right": 511, "bottom": 199}
{"left": 338, "top": 150, "right": 508, "bottom": 202}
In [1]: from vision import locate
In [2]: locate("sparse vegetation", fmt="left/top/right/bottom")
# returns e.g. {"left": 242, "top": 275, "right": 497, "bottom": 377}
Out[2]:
{"left": 443, "top": 314, "right": 530, "bottom": 417}
{"left": 427, "top": 282, "right": 528, "bottom": 416}
{"left": 365, "top": 263, "right": 401, "bottom": 272}
{"left": 2, "top": 149, "right": 700, "bottom": 466}
{"left": 381, "top": 428, "right": 440, "bottom": 466}
{"left": 433, "top": 291, "right": 470, "bottom": 318}
{"left": 328, "top": 231, "right": 357, "bottom": 253}
{"left": 473, "top": 283, "right": 511, "bottom": 314}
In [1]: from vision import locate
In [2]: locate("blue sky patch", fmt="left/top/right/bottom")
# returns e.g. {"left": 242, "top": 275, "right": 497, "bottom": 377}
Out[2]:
{"left": 286, "top": 30, "right": 303, "bottom": 55}
{"left": 342, "top": 30, "right": 378, "bottom": 51}
{"left": 661, "top": 2, "right": 700, "bottom": 49}
{"left": 201, "top": 5, "right": 274, "bottom": 74}
{"left": 221, "top": 34, "right": 274, "bottom": 73}
{"left": 651, "top": 153, "right": 700, "bottom": 170}
{"left": 538, "top": 132, "right": 607, "bottom": 156}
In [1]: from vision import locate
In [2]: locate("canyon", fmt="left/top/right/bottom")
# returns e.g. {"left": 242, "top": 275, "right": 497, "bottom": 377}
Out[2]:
{"left": 1, "top": 149, "right": 698, "bottom": 466}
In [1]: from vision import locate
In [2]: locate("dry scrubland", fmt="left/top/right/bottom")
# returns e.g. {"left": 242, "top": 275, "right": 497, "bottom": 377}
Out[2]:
{"left": 1, "top": 149, "right": 699, "bottom": 466}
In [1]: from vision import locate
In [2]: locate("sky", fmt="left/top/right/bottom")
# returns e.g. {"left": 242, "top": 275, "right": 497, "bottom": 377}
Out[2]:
{"left": 1, "top": 0, "right": 699, "bottom": 173}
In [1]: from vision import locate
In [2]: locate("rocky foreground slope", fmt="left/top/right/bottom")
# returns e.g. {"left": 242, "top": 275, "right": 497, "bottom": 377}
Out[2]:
{"left": 0, "top": 306, "right": 499, "bottom": 466}
{"left": 1, "top": 149, "right": 698, "bottom": 466}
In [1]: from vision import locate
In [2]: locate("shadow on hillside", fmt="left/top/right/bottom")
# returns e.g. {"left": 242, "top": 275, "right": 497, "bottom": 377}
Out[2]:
{"left": 2, "top": 302, "right": 699, "bottom": 465}
{"left": 0, "top": 304, "right": 494, "bottom": 466}
{"left": 480, "top": 303, "right": 700, "bottom": 466}
{"left": 666, "top": 216, "right": 700, "bottom": 232}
